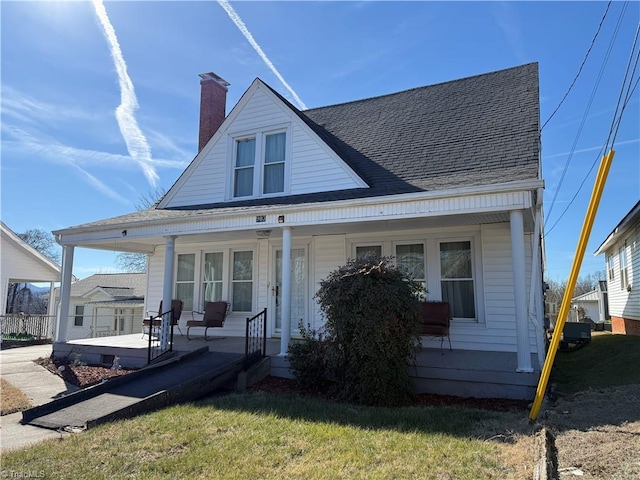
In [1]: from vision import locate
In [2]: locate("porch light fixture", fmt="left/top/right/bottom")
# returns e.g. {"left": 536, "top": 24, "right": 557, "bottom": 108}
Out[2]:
{"left": 121, "top": 230, "right": 127, "bottom": 237}
{"left": 278, "top": 215, "right": 285, "bottom": 223}
{"left": 256, "top": 229, "right": 272, "bottom": 238}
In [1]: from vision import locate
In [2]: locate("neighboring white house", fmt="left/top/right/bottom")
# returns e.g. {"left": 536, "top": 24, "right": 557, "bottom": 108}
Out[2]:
{"left": 570, "top": 281, "right": 609, "bottom": 323}
{"left": 595, "top": 200, "right": 640, "bottom": 335}
{"left": 54, "top": 273, "right": 146, "bottom": 340}
{"left": 1, "top": 221, "right": 61, "bottom": 315}
{"left": 52, "top": 63, "right": 546, "bottom": 380}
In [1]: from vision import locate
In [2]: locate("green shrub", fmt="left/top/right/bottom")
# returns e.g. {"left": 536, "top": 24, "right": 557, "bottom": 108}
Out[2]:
{"left": 287, "top": 322, "right": 333, "bottom": 391}
{"left": 289, "top": 256, "right": 424, "bottom": 406}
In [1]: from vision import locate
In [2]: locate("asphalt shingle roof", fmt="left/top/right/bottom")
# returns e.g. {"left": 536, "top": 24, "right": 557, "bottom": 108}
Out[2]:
{"left": 56, "top": 63, "right": 540, "bottom": 231}
{"left": 65, "top": 273, "right": 147, "bottom": 298}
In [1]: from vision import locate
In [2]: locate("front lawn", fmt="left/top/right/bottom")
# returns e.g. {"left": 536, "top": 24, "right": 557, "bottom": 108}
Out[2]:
{"left": 551, "top": 331, "right": 640, "bottom": 394}
{"left": 1, "top": 392, "right": 534, "bottom": 479}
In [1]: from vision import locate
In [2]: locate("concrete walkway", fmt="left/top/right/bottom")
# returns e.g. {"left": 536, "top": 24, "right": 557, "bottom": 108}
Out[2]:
{"left": 0, "top": 344, "right": 79, "bottom": 453}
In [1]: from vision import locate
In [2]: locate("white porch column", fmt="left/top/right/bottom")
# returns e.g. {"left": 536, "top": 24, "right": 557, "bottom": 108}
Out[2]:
{"left": 47, "top": 281, "right": 56, "bottom": 320}
{"left": 55, "top": 244, "right": 75, "bottom": 343}
{"left": 162, "top": 236, "right": 176, "bottom": 349}
{"left": 279, "top": 227, "right": 293, "bottom": 356}
{"left": 510, "top": 210, "right": 533, "bottom": 372}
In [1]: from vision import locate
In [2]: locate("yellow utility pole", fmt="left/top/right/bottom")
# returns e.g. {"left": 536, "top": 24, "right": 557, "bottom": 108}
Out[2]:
{"left": 529, "top": 149, "right": 616, "bottom": 421}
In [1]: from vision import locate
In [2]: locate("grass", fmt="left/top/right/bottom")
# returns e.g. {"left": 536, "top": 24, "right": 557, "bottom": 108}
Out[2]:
{"left": 0, "top": 378, "right": 32, "bottom": 415}
{"left": 1, "top": 392, "right": 533, "bottom": 479}
{"left": 551, "top": 331, "right": 640, "bottom": 394}
{"left": 9, "top": 332, "right": 638, "bottom": 478}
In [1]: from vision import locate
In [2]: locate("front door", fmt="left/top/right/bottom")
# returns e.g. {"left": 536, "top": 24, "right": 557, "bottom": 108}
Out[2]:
{"left": 274, "top": 248, "right": 307, "bottom": 336}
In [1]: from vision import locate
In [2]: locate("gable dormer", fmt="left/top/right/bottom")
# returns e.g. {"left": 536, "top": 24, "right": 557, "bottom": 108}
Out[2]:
{"left": 160, "top": 75, "right": 367, "bottom": 209}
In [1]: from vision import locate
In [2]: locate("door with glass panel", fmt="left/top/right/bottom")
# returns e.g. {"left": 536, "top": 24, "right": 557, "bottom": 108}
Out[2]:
{"left": 274, "top": 248, "right": 307, "bottom": 336}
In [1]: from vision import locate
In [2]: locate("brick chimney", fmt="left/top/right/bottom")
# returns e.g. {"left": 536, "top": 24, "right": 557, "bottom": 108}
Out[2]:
{"left": 198, "top": 72, "right": 230, "bottom": 152}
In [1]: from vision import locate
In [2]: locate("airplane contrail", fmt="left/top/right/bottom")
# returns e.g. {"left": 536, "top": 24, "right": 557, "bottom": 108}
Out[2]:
{"left": 92, "top": 0, "right": 159, "bottom": 186}
{"left": 217, "top": 0, "right": 307, "bottom": 110}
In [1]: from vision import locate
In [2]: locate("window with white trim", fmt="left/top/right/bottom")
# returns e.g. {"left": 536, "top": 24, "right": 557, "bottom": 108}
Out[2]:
{"left": 231, "top": 251, "right": 253, "bottom": 312}
{"left": 619, "top": 242, "right": 629, "bottom": 290}
{"left": 263, "top": 132, "right": 286, "bottom": 194}
{"left": 232, "top": 130, "right": 287, "bottom": 198}
{"left": 74, "top": 305, "right": 84, "bottom": 326}
{"left": 233, "top": 137, "right": 256, "bottom": 197}
{"left": 607, "top": 254, "right": 615, "bottom": 281}
{"left": 175, "top": 253, "right": 195, "bottom": 311}
{"left": 396, "top": 243, "right": 426, "bottom": 293}
{"left": 439, "top": 240, "right": 476, "bottom": 319}
{"left": 355, "top": 245, "right": 382, "bottom": 259}
{"left": 202, "top": 252, "right": 224, "bottom": 309}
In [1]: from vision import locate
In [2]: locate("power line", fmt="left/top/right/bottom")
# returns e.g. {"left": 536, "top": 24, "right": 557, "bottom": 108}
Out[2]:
{"left": 541, "top": 1, "right": 612, "bottom": 131}
{"left": 544, "top": 12, "right": 639, "bottom": 237}
{"left": 545, "top": 1, "right": 625, "bottom": 223}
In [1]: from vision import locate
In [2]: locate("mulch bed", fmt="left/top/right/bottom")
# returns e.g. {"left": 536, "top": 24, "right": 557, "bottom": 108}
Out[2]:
{"left": 250, "top": 375, "right": 530, "bottom": 412}
{"left": 36, "top": 357, "right": 137, "bottom": 389}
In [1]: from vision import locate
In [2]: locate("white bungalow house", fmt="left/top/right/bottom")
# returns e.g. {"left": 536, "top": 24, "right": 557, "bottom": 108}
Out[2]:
{"left": 52, "top": 63, "right": 546, "bottom": 398}
{"left": 595, "top": 200, "right": 640, "bottom": 335}
{"left": 53, "top": 273, "right": 146, "bottom": 341}
{"left": 1, "top": 221, "right": 61, "bottom": 316}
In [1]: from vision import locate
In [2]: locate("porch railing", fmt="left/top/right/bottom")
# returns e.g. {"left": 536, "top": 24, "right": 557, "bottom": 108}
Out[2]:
{"left": 147, "top": 312, "right": 175, "bottom": 364}
{"left": 244, "top": 308, "right": 267, "bottom": 370}
{"left": 0, "top": 314, "right": 54, "bottom": 340}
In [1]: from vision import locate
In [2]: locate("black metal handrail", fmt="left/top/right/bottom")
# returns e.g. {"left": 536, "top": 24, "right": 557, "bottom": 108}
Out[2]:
{"left": 147, "top": 310, "right": 175, "bottom": 364}
{"left": 244, "top": 308, "right": 267, "bottom": 370}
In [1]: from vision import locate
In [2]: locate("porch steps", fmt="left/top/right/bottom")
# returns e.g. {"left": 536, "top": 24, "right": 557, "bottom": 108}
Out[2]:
{"left": 22, "top": 347, "right": 244, "bottom": 430}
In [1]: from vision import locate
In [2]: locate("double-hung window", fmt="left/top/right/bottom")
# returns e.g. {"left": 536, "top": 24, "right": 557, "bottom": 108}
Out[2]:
{"left": 202, "top": 252, "right": 224, "bottom": 309}
{"left": 607, "top": 254, "right": 615, "bottom": 281}
{"left": 234, "top": 138, "right": 256, "bottom": 197}
{"left": 231, "top": 251, "right": 253, "bottom": 312}
{"left": 175, "top": 254, "right": 195, "bottom": 311}
{"left": 619, "top": 243, "right": 629, "bottom": 290}
{"left": 232, "top": 130, "right": 287, "bottom": 198}
{"left": 74, "top": 305, "right": 84, "bottom": 326}
{"left": 439, "top": 240, "right": 476, "bottom": 319}
{"left": 263, "top": 132, "right": 286, "bottom": 194}
{"left": 396, "top": 243, "right": 426, "bottom": 294}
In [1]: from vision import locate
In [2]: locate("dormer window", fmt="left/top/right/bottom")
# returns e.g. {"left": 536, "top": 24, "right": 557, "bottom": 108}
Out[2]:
{"left": 264, "top": 132, "right": 285, "bottom": 194}
{"left": 234, "top": 138, "right": 256, "bottom": 197}
{"left": 232, "top": 128, "right": 288, "bottom": 199}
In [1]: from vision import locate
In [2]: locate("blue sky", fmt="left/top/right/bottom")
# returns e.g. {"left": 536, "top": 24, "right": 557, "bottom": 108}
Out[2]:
{"left": 1, "top": 1, "right": 638, "bottom": 280}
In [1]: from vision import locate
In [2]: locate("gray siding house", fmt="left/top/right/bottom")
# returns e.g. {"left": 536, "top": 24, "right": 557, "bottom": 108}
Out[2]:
{"left": 52, "top": 63, "right": 546, "bottom": 398}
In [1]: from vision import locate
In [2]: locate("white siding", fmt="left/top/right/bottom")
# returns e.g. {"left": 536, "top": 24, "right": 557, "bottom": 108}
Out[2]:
{"left": 311, "top": 235, "right": 347, "bottom": 330}
{"left": 606, "top": 223, "right": 640, "bottom": 321}
{"left": 66, "top": 299, "right": 92, "bottom": 341}
{"left": 142, "top": 223, "right": 542, "bottom": 354}
{"left": 1, "top": 233, "right": 60, "bottom": 314}
{"left": 164, "top": 85, "right": 364, "bottom": 208}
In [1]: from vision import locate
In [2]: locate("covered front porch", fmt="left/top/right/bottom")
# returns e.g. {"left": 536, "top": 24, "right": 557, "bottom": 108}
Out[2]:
{"left": 51, "top": 333, "right": 539, "bottom": 400}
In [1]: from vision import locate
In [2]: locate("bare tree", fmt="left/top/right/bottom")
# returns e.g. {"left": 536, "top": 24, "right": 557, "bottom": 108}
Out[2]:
{"left": 115, "top": 187, "right": 167, "bottom": 273}
{"left": 18, "top": 228, "right": 61, "bottom": 263}
{"left": 115, "top": 252, "right": 149, "bottom": 273}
